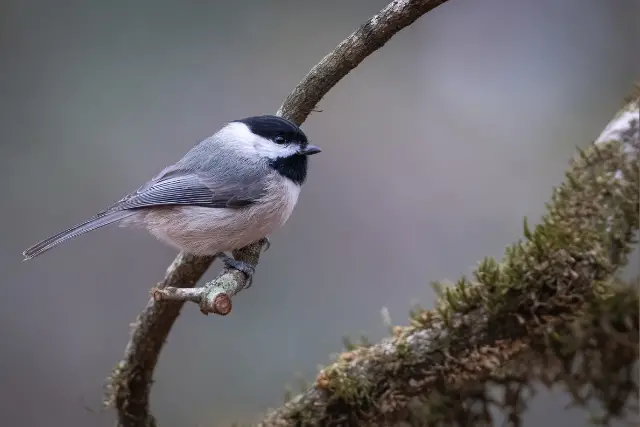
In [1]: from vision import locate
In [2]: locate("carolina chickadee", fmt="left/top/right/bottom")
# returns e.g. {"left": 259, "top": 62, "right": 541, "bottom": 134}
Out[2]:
{"left": 22, "top": 115, "right": 321, "bottom": 281}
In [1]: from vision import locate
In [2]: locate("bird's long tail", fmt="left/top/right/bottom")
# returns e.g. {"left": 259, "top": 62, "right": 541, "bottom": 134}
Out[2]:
{"left": 22, "top": 209, "right": 137, "bottom": 260}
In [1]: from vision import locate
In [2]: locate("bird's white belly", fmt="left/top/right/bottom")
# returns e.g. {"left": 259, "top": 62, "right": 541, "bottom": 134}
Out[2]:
{"left": 137, "top": 178, "right": 301, "bottom": 255}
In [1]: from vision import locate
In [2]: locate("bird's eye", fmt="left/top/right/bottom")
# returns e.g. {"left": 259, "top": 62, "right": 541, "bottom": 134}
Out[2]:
{"left": 274, "top": 135, "right": 286, "bottom": 144}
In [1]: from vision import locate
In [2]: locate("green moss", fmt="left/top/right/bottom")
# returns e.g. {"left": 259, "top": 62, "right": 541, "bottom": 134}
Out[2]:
{"left": 324, "top": 364, "right": 372, "bottom": 405}
{"left": 399, "top": 138, "right": 639, "bottom": 425}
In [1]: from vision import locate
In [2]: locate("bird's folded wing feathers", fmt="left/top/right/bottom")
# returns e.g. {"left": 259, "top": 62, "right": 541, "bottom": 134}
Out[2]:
{"left": 114, "top": 171, "right": 267, "bottom": 210}
{"left": 22, "top": 165, "right": 269, "bottom": 260}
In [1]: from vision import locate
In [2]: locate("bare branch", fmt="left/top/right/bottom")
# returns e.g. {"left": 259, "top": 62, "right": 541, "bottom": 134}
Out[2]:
{"left": 105, "top": 252, "right": 216, "bottom": 427}
{"left": 257, "top": 95, "right": 640, "bottom": 426}
{"left": 276, "top": 0, "right": 449, "bottom": 124}
{"left": 107, "top": 1, "right": 450, "bottom": 426}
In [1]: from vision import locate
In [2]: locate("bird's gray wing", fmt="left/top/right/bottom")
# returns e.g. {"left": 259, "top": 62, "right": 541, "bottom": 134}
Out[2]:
{"left": 112, "top": 167, "right": 268, "bottom": 210}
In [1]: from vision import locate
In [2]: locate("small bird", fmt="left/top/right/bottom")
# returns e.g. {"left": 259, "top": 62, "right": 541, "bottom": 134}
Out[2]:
{"left": 22, "top": 115, "right": 321, "bottom": 282}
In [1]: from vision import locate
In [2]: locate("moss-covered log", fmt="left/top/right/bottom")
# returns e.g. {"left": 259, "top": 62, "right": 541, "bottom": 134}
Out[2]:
{"left": 257, "top": 94, "right": 639, "bottom": 426}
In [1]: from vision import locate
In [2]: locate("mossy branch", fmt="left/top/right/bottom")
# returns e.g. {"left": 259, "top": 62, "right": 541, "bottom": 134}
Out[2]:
{"left": 257, "top": 94, "right": 639, "bottom": 426}
{"left": 105, "top": 1, "right": 451, "bottom": 426}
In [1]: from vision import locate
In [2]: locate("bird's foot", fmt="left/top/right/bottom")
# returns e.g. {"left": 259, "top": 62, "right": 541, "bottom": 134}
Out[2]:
{"left": 216, "top": 252, "right": 256, "bottom": 288}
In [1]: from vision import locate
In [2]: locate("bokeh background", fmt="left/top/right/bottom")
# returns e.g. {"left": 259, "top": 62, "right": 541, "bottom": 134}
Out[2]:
{"left": 1, "top": 0, "right": 639, "bottom": 425}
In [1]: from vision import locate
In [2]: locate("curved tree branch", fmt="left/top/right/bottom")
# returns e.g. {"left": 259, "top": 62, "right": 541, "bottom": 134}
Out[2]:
{"left": 106, "top": 1, "right": 450, "bottom": 426}
{"left": 256, "top": 94, "right": 640, "bottom": 426}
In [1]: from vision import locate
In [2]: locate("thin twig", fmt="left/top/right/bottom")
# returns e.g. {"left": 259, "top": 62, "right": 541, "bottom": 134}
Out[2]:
{"left": 152, "top": 237, "right": 269, "bottom": 316}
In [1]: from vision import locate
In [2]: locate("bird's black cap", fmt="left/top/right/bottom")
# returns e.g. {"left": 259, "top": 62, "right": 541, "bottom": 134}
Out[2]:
{"left": 233, "top": 115, "right": 308, "bottom": 146}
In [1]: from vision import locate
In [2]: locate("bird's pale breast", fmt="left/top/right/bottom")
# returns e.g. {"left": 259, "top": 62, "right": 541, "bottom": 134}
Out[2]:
{"left": 136, "top": 176, "right": 301, "bottom": 255}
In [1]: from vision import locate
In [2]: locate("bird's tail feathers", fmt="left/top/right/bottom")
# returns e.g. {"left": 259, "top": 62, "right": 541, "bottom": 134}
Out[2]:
{"left": 22, "top": 210, "right": 137, "bottom": 260}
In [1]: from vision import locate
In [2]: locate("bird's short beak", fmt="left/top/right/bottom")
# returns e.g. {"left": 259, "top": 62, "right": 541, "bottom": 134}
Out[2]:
{"left": 299, "top": 144, "right": 322, "bottom": 156}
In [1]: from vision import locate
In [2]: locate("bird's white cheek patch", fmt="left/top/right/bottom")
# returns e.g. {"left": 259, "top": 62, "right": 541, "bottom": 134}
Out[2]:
{"left": 253, "top": 140, "right": 299, "bottom": 160}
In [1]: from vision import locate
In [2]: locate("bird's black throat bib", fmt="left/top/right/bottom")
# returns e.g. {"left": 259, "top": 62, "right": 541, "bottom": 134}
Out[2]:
{"left": 269, "top": 155, "right": 308, "bottom": 185}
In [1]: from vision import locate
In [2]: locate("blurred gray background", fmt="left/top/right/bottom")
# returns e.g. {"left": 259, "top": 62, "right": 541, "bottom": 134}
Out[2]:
{"left": 1, "top": 0, "right": 639, "bottom": 426}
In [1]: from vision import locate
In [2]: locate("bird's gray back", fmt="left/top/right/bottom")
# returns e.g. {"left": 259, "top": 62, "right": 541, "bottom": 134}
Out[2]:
{"left": 162, "top": 132, "right": 268, "bottom": 186}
